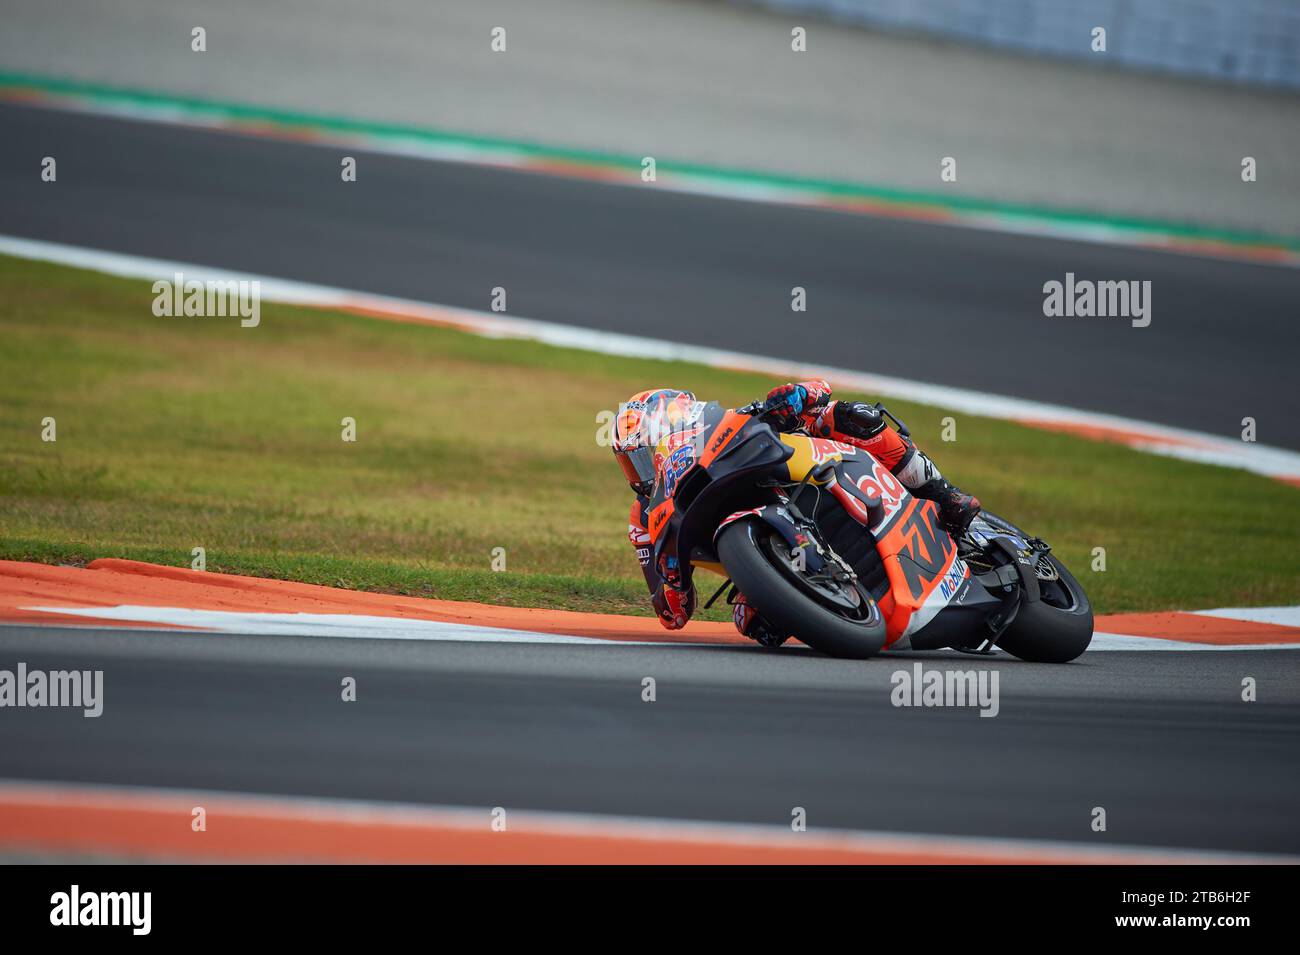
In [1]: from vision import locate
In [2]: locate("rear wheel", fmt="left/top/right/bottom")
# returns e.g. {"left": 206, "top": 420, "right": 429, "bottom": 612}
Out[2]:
{"left": 994, "top": 555, "right": 1094, "bottom": 663}
{"left": 716, "top": 520, "right": 887, "bottom": 659}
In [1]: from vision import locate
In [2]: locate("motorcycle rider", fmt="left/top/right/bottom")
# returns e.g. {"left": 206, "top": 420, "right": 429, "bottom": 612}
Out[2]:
{"left": 612, "top": 381, "right": 981, "bottom": 645}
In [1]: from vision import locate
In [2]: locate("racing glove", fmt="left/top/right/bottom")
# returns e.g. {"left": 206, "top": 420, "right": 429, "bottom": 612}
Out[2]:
{"left": 764, "top": 380, "right": 831, "bottom": 428}
{"left": 653, "top": 581, "right": 696, "bottom": 630}
{"left": 764, "top": 383, "right": 807, "bottom": 422}
{"left": 651, "top": 553, "right": 695, "bottom": 630}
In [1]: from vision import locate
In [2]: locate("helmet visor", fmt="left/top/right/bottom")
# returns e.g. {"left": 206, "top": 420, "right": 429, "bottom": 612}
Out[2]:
{"left": 616, "top": 445, "right": 657, "bottom": 491}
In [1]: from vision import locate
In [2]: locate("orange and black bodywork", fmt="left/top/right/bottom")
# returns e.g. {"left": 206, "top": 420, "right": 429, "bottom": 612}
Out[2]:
{"left": 647, "top": 401, "right": 1008, "bottom": 650}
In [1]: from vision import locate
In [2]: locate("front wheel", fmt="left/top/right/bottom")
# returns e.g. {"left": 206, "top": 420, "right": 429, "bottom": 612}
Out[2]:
{"left": 716, "top": 520, "right": 887, "bottom": 659}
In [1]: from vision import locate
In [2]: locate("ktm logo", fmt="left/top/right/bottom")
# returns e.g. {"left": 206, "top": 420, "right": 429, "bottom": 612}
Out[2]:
{"left": 649, "top": 503, "right": 672, "bottom": 537}
{"left": 897, "top": 504, "right": 953, "bottom": 599}
{"left": 708, "top": 426, "right": 735, "bottom": 453}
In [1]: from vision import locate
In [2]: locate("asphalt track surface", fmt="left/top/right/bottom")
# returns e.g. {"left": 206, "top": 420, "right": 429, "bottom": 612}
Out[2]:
{"left": 4, "top": 103, "right": 1300, "bottom": 449}
{"left": 2, "top": 625, "right": 1298, "bottom": 855}
{"left": 4, "top": 103, "right": 1300, "bottom": 856}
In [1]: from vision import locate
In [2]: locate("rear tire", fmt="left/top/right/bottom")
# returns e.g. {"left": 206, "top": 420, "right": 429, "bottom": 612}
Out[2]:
{"left": 994, "top": 556, "right": 1094, "bottom": 663}
{"left": 716, "top": 520, "right": 887, "bottom": 659}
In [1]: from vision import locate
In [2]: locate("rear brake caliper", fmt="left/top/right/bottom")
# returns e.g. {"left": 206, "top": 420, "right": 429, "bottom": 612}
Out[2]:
{"left": 1025, "top": 538, "right": 1058, "bottom": 581}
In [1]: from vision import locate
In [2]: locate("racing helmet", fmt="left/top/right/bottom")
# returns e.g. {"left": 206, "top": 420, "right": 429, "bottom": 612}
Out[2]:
{"left": 612, "top": 388, "right": 696, "bottom": 495}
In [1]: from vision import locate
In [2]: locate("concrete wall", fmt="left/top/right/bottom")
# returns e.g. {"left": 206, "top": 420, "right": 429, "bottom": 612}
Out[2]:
{"left": 737, "top": 0, "right": 1300, "bottom": 89}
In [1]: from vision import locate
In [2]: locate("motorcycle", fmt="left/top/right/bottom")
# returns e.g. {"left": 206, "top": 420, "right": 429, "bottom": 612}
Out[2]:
{"left": 645, "top": 396, "right": 1094, "bottom": 661}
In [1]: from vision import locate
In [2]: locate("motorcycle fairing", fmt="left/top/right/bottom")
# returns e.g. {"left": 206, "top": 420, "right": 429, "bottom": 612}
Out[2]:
{"left": 646, "top": 414, "right": 982, "bottom": 650}
{"left": 815, "top": 448, "right": 972, "bottom": 649}
{"left": 744, "top": 432, "right": 974, "bottom": 649}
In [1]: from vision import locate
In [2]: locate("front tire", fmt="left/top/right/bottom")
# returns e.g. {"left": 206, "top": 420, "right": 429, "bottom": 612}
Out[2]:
{"left": 716, "top": 520, "right": 887, "bottom": 659}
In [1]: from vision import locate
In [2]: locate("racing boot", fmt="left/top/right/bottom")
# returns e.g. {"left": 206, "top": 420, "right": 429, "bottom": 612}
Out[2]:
{"left": 734, "top": 595, "right": 789, "bottom": 648}
{"left": 913, "top": 477, "right": 981, "bottom": 538}
{"left": 896, "top": 448, "right": 981, "bottom": 537}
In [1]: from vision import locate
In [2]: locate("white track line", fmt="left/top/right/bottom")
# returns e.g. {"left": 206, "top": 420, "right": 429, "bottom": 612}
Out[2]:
{"left": 21, "top": 606, "right": 674, "bottom": 646}
{"left": 1086, "top": 633, "right": 1300, "bottom": 651}
{"left": 5, "top": 233, "right": 1299, "bottom": 484}
{"left": 23, "top": 605, "right": 1300, "bottom": 651}
{"left": 1195, "top": 606, "right": 1300, "bottom": 627}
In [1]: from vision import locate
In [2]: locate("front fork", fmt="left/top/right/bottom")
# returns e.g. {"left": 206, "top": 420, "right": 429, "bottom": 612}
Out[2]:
{"left": 772, "top": 471, "right": 859, "bottom": 586}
